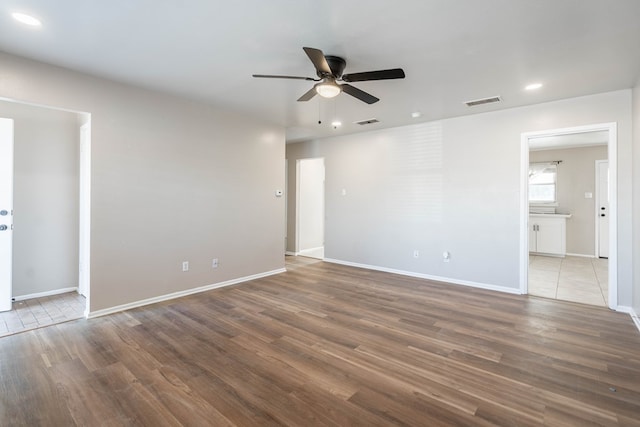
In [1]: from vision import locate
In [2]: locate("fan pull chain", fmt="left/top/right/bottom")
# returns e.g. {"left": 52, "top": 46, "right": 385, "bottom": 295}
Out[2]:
{"left": 318, "top": 99, "right": 322, "bottom": 124}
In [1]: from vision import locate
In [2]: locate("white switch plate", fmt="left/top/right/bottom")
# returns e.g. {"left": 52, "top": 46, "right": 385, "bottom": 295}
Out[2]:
{"left": 413, "top": 250, "right": 419, "bottom": 258}
{"left": 182, "top": 261, "right": 189, "bottom": 272}
{"left": 585, "top": 192, "right": 593, "bottom": 199}
{"left": 212, "top": 258, "right": 219, "bottom": 268}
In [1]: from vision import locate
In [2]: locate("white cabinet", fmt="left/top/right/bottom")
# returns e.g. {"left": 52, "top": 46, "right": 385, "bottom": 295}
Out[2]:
{"left": 529, "top": 214, "right": 571, "bottom": 256}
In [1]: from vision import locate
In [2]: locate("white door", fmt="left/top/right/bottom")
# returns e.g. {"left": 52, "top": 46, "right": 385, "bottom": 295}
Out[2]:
{"left": 596, "top": 160, "right": 609, "bottom": 258}
{"left": 0, "top": 118, "right": 14, "bottom": 312}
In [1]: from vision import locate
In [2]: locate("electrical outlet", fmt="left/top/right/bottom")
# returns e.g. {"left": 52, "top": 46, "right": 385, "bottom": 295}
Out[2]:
{"left": 413, "top": 250, "right": 419, "bottom": 258}
{"left": 212, "top": 258, "right": 219, "bottom": 268}
{"left": 182, "top": 261, "right": 189, "bottom": 272}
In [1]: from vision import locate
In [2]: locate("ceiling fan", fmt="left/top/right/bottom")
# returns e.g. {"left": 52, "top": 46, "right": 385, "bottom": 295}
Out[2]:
{"left": 252, "top": 47, "right": 405, "bottom": 104}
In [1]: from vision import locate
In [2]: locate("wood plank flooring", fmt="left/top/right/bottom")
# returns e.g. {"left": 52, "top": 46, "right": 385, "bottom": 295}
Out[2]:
{"left": 1, "top": 257, "right": 639, "bottom": 426}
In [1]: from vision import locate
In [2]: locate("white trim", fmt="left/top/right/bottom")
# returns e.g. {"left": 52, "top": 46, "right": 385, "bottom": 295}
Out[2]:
{"left": 626, "top": 307, "right": 640, "bottom": 334}
{"left": 13, "top": 287, "right": 78, "bottom": 301}
{"left": 295, "top": 159, "right": 301, "bottom": 254}
{"left": 616, "top": 305, "right": 634, "bottom": 314}
{"left": 87, "top": 268, "right": 286, "bottom": 319}
{"left": 520, "top": 132, "right": 530, "bottom": 294}
{"left": 285, "top": 251, "right": 297, "bottom": 256}
{"left": 324, "top": 258, "right": 521, "bottom": 295}
{"left": 298, "top": 246, "right": 324, "bottom": 259}
{"left": 565, "top": 253, "right": 597, "bottom": 258}
{"left": 520, "top": 122, "right": 618, "bottom": 310}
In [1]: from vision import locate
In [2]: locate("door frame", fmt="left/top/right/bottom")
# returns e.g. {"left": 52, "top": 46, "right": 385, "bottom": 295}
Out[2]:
{"left": 0, "top": 98, "right": 91, "bottom": 317}
{"left": 78, "top": 121, "right": 91, "bottom": 312}
{"left": 519, "top": 122, "right": 617, "bottom": 309}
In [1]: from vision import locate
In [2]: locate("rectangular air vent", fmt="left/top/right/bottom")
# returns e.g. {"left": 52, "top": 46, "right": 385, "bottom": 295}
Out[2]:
{"left": 354, "top": 118, "right": 379, "bottom": 126}
{"left": 464, "top": 96, "right": 502, "bottom": 107}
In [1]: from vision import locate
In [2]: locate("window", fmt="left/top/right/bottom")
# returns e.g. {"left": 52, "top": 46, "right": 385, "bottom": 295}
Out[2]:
{"left": 529, "top": 162, "right": 557, "bottom": 204}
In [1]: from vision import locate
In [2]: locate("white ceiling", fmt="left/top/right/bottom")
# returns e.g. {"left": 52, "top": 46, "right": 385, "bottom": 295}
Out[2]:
{"left": 1, "top": 1, "right": 639, "bottom": 143}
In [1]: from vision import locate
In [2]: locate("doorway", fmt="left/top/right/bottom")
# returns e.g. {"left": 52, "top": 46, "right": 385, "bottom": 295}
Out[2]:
{"left": 296, "top": 158, "right": 325, "bottom": 259}
{"left": 0, "top": 99, "right": 91, "bottom": 333}
{"left": 520, "top": 123, "right": 617, "bottom": 309}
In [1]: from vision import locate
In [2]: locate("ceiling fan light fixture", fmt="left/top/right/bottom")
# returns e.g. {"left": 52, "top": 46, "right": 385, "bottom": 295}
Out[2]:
{"left": 315, "top": 81, "right": 341, "bottom": 98}
{"left": 11, "top": 12, "right": 41, "bottom": 26}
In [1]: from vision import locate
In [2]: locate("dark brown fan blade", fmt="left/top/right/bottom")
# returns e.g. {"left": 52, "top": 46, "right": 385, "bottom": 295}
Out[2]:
{"left": 297, "top": 87, "right": 317, "bottom": 102}
{"left": 253, "top": 74, "right": 318, "bottom": 81}
{"left": 341, "top": 84, "right": 379, "bottom": 104}
{"left": 342, "top": 68, "right": 405, "bottom": 82}
{"left": 303, "top": 47, "right": 332, "bottom": 76}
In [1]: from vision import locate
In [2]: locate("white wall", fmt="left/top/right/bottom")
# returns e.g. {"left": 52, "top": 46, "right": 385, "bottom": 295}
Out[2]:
{"left": 287, "top": 90, "right": 633, "bottom": 306}
{"left": 0, "top": 52, "right": 285, "bottom": 314}
{"left": 297, "top": 158, "right": 324, "bottom": 253}
{"left": 0, "top": 102, "right": 79, "bottom": 297}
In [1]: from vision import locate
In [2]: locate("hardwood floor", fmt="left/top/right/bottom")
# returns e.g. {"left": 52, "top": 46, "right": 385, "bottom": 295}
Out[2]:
{"left": 1, "top": 259, "right": 639, "bottom": 426}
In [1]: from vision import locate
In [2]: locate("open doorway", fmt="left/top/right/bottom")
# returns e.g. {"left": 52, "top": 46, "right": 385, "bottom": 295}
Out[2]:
{"left": 295, "top": 158, "right": 325, "bottom": 259}
{"left": 0, "top": 99, "right": 90, "bottom": 336}
{"left": 520, "top": 123, "right": 617, "bottom": 309}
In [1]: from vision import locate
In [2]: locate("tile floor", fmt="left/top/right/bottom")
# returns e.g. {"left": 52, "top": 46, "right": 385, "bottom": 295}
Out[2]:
{"left": 0, "top": 292, "right": 86, "bottom": 338}
{"left": 529, "top": 255, "right": 608, "bottom": 307}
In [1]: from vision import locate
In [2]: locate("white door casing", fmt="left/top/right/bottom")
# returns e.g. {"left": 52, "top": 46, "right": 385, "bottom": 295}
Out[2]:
{"left": 78, "top": 123, "right": 91, "bottom": 298}
{"left": 0, "top": 118, "right": 14, "bottom": 312}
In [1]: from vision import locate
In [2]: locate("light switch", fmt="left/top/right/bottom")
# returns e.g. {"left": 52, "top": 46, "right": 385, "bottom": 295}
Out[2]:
{"left": 584, "top": 192, "right": 593, "bottom": 199}
{"left": 341, "top": 189, "right": 347, "bottom": 196}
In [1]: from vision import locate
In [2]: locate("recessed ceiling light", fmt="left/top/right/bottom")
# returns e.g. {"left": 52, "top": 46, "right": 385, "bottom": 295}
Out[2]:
{"left": 11, "top": 12, "right": 42, "bottom": 27}
{"left": 411, "top": 112, "right": 422, "bottom": 118}
{"left": 525, "top": 83, "right": 543, "bottom": 91}
{"left": 331, "top": 121, "right": 342, "bottom": 129}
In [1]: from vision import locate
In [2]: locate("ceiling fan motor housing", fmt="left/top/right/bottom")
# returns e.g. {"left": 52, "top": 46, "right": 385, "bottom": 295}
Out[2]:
{"left": 324, "top": 55, "right": 347, "bottom": 78}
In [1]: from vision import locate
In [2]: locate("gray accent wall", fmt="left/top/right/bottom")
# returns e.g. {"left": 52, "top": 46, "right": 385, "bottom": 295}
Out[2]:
{"left": 0, "top": 102, "right": 80, "bottom": 297}
{"left": 0, "top": 52, "right": 285, "bottom": 314}
{"left": 530, "top": 145, "right": 607, "bottom": 257}
{"left": 287, "top": 90, "right": 634, "bottom": 307}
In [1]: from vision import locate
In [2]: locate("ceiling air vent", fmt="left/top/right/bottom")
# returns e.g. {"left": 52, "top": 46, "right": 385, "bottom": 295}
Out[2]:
{"left": 354, "top": 118, "right": 380, "bottom": 125}
{"left": 464, "top": 96, "right": 502, "bottom": 107}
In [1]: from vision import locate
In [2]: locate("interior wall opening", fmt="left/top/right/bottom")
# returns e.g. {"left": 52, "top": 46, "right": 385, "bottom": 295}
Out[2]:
{"left": 0, "top": 98, "right": 91, "bottom": 336}
{"left": 520, "top": 123, "right": 617, "bottom": 309}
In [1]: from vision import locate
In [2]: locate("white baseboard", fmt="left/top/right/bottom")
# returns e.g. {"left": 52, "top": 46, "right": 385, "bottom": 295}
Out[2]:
{"left": 298, "top": 246, "right": 324, "bottom": 259}
{"left": 87, "top": 268, "right": 286, "bottom": 319}
{"left": 612, "top": 306, "right": 640, "bottom": 334}
{"left": 629, "top": 308, "right": 640, "bottom": 334}
{"left": 285, "top": 251, "right": 297, "bottom": 256}
{"left": 13, "top": 287, "right": 78, "bottom": 302}
{"left": 323, "top": 258, "right": 521, "bottom": 295}
{"left": 565, "top": 253, "right": 597, "bottom": 258}
{"left": 615, "top": 305, "right": 633, "bottom": 314}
